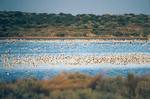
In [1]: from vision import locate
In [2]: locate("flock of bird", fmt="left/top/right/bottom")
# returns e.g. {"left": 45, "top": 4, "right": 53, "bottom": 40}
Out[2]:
{"left": 0, "top": 40, "right": 149, "bottom": 68}
{"left": 1, "top": 53, "right": 149, "bottom": 68}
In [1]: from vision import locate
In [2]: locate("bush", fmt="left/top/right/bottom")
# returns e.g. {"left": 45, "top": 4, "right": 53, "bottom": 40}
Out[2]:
{"left": 135, "top": 80, "right": 150, "bottom": 99}
{"left": 56, "top": 32, "right": 67, "bottom": 37}
{"left": 0, "top": 73, "right": 150, "bottom": 99}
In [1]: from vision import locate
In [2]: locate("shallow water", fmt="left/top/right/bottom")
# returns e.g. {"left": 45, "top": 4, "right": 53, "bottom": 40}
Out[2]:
{"left": 0, "top": 40, "right": 150, "bottom": 81}
{"left": 0, "top": 40, "right": 149, "bottom": 55}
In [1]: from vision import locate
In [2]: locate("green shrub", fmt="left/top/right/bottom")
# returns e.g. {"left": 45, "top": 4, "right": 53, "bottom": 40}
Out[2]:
{"left": 56, "top": 32, "right": 67, "bottom": 37}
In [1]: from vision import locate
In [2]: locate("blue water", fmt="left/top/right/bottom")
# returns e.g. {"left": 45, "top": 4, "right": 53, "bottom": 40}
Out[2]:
{"left": 0, "top": 41, "right": 149, "bottom": 55}
{"left": 0, "top": 68, "right": 150, "bottom": 82}
{"left": 0, "top": 40, "right": 150, "bottom": 82}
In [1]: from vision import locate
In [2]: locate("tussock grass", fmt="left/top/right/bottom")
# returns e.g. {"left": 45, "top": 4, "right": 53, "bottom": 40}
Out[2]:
{"left": 0, "top": 73, "right": 150, "bottom": 99}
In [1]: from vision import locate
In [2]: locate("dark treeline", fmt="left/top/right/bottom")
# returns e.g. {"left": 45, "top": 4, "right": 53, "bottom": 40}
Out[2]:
{"left": 0, "top": 11, "right": 150, "bottom": 37}
{"left": 0, "top": 73, "right": 150, "bottom": 99}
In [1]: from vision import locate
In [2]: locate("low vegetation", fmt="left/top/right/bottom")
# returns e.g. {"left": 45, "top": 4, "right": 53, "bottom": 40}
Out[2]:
{"left": 0, "top": 73, "right": 150, "bottom": 99}
{"left": 0, "top": 11, "right": 150, "bottom": 37}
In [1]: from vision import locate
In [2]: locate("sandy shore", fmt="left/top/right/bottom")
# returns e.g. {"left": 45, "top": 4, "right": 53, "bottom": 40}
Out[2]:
{"left": 0, "top": 36, "right": 148, "bottom": 42}
{"left": 0, "top": 38, "right": 149, "bottom": 43}
{"left": 0, "top": 36, "right": 148, "bottom": 39}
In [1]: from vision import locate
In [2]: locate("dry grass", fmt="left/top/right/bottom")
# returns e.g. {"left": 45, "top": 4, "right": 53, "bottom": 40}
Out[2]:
{"left": 0, "top": 73, "right": 150, "bottom": 99}
{"left": 41, "top": 73, "right": 98, "bottom": 90}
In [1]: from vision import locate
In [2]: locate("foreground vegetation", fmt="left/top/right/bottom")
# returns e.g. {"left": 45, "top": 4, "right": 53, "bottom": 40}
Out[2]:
{"left": 0, "top": 73, "right": 150, "bottom": 99}
{"left": 0, "top": 11, "right": 150, "bottom": 37}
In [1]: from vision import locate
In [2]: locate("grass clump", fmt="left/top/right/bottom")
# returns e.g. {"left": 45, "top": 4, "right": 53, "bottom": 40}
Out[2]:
{"left": 0, "top": 73, "right": 150, "bottom": 99}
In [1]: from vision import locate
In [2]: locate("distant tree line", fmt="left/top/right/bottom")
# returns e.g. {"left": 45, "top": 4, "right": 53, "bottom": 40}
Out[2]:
{"left": 0, "top": 11, "right": 150, "bottom": 37}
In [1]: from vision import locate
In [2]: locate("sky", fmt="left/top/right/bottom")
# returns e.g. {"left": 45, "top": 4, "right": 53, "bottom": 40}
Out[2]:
{"left": 0, "top": 0, "right": 150, "bottom": 15}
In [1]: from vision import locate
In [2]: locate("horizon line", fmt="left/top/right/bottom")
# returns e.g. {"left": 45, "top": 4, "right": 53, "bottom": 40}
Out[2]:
{"left": 0, "top": 10, "right": 150, "bottom": 16}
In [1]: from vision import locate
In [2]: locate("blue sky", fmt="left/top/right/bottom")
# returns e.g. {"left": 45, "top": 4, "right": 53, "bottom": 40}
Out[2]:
{"left": 0, "top": 0, "right": 150, "bottom": 15}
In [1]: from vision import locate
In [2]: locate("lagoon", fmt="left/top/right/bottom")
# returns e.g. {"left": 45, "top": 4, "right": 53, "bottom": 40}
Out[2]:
{"left": 0, "top": 39, "right": 150, "bottom": 82}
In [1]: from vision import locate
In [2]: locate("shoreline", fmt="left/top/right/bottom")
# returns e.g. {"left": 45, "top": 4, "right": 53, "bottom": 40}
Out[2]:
{"left": 0, "top": 36, "right": 149, "bottom": 43}
{"left": 0, "top": 36, "right": 148, "bottom": 40}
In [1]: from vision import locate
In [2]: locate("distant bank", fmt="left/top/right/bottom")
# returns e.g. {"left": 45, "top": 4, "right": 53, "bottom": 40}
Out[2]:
{"left": 0, "top": 11, "right": 150, "bottom": 38}
{"left": 0, "top": 36, "right": 148, "bottom": 40}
